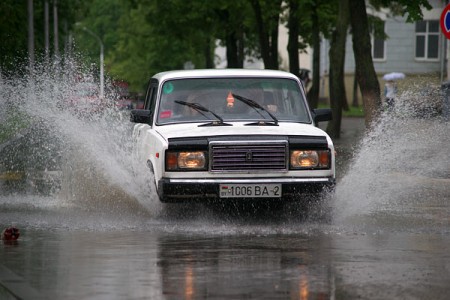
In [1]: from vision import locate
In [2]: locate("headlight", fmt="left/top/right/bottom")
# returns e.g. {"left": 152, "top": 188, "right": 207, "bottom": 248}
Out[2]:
{"left": 166, "top": 151, "right": 207, "bottom": 170}
{"left": 290, "top": 150, "right": 330, "bottom": 169}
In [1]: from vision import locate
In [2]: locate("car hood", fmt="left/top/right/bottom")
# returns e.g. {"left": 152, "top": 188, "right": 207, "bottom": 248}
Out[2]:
{"left": 155, "top": 122, "right": 331, "bottom": 141}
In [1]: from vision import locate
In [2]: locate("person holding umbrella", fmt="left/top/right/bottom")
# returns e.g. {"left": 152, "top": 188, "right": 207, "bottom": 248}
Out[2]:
{"left": 382, "top": 72, "right": 405, "bottom": 109}
{"left": 384, "top": 80, "right": 397, "bottom": 108}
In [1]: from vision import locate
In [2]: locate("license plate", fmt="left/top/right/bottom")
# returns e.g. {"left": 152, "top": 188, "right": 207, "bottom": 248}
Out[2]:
{"left": 219, "top": 184, "right": 282, "bottom": 198}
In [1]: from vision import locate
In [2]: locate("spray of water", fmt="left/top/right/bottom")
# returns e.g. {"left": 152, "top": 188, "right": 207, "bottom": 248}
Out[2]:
{"left": 0, "top": 57, "right": 161, "bottom": 218}
{"left": 333, "top": 86, "right": 450, "bottom": 229}
{"left": 1, "top": 60, "right": 449, "bottom": 232}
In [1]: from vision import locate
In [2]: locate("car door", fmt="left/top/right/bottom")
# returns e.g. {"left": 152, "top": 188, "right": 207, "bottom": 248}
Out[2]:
{"left": 133, "top": 79, "right": 159, "bottom": 166}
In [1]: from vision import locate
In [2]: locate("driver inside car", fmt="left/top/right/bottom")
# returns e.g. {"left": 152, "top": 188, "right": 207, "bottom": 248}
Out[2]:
{"left": 236, "top": 84, "right": 278, "bottom": 114}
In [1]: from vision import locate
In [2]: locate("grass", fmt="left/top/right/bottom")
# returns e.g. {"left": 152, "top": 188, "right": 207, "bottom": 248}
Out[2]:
{"left": 318, "top": 104, "right": 365, "bottom": 118}
{"left": 342, "top": 105, "right": 365, "bottom": 117}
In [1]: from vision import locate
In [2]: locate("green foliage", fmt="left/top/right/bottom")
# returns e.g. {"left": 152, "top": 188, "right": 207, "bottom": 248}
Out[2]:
{"left": 73, "top": 0, "right": 128, "bottom": 77}
{"left": 371, "top": 0, "right": 432, "bottom": 22}
{"left": 0, "top": 1, "right": 29, "bottom": 75}
{"left": 368, "top": 15, "right": 389, "bottom": 40}
{"left": 0, "top": 0, "right": 85, "bottom": 76}
{"left": 0, "top": 0, "right": 433, "bottom": 94}
{"left": 107, "top": 1, "right": 157, "bottom": 91}
{"left": 318, "top": 103, "right": 365, "bottom": 117}
{"left": 343, "top": 105, "right": 365, "bottom": 118}
{"left": 295, "top": 0, "right": 338, "bottom": 44}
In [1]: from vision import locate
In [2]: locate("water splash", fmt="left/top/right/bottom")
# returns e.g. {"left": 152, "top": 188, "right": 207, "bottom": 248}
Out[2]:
{"left": 0, "top": 58, "right": 161, "bottom": 216}
{"left": 333, "top": 87, "right": 450, "bottom": 228}
{"left": 2, "top": 60, "right": 449, "bottom": 233}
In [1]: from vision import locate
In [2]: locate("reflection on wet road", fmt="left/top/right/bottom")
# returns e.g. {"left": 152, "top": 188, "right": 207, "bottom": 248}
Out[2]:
{"left": 2, "top": 216, "right": 450, "bottom": 299}
{"left": 1, "top": 168, "right": 450, "bottom": 300}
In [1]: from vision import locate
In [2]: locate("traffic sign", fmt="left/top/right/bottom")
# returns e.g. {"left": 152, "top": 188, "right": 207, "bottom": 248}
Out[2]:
{"left": 440, "top": 3, "right": 450, "bottom": 39}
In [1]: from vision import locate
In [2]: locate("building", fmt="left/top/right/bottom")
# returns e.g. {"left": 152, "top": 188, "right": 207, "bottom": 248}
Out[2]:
{"left": 341, "top": 0, "right": 446, "bottom": 105}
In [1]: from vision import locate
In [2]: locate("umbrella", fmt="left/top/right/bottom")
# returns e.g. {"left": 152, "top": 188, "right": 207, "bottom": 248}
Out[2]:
{"left": 383, "top": 72, "right": 405, "bottom": 81}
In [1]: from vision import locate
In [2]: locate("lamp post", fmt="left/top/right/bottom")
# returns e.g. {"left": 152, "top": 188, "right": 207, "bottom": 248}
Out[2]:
{"left": 81, "top": 27, "right": 104, "bottom": 99}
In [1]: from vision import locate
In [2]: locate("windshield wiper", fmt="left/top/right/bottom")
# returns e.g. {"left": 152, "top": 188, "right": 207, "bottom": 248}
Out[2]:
{"left": 174, "top": 100, "right": 231, "bottom": 126}
{"left": 232, "top": 94, "right": 278, "bottom": 126}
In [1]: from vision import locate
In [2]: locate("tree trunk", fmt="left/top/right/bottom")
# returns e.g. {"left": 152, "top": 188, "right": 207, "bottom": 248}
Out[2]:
{"left": 216, "top": 9, "right": 244, "bottom": 68}
{"left": 205, "top": 37, "right": 214, "bottom": 69}
{"left": 28, "top": 0, "right": 34, "bottom": 70}
{"left": 250, "top": 0, "right": 281, "bottom": 69}
{"left": 307, "top": 5, "right": 320, "bottom": 109}
{"left": 349, "top": 0, "right": 381, "bottom": 127}
{"left": 226, "top": 32, "right": 240, "bottom": 68}
{"left": 287, "top": 0, "right": 299, "bottom": 76}
{"left": 218, "top": 9, "right": 244, "bottom": 68}
{"left": 327, "top": 0, "right": 349, "bottom": 139}
{"left": 352, "top": 72, "right": 359, "bottom": 107}
{"left": 269, "top": 10, "right": 280, "bottom": 69}
{"left": 237, "top": 28, "right": 244, "bottom": 67}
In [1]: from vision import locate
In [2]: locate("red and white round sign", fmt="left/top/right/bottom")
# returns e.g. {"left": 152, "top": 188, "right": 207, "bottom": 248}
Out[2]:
{"left": 440, "top": 3, "right": 450, "bottom": 39}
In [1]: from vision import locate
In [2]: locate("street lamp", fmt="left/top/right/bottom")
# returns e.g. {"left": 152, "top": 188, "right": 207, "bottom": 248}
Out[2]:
{"left": 81, "top": 27, "right": 104, "bottom": 99}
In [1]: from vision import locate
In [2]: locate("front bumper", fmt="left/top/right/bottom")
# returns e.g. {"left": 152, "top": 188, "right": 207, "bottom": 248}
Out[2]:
{"left": 157, "top": 177, "right": 335, "bottom": 202}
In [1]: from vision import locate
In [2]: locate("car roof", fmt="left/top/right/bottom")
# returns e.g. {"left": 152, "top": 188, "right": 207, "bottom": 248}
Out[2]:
{"left": 152, "top": 69, "right": 300, "bottom": 82}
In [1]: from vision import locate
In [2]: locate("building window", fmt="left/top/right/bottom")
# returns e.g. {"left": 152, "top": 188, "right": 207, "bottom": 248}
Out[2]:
{"left": 415, "top": 20, "right": 439, "bottom": 60}
{"left": 372, "top": 21, "right": 385, "bottom": 60}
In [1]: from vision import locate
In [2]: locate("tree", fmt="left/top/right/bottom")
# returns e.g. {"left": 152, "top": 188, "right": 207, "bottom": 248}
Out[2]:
{"left": 0, "top": 1, "right": 28, "bottom": 76}
{"left": 217, "top": 7, "right": 244, "bottom": 68}
{"left": 106, "top": 0, "right": 263, "bottom": 90}
{"left": 290, "top": 0, "right": 335, "bottom": 109}
{"left": 349, "top": 0, "right": 432, "bottom": 127}
{"left": 212, "top": 1, "right": 246, "bottom": 68}
{"left": 349, "top": 0, "right": 381, "bottom": 127}
{"left": 327, "top": 0, "right": 350, "bottom": 138}
{"left": 105, "top": 0, "right": 217, "bottom": 91}
{"left": 73, "top": 0, "right": 123, "bottom": 64}
{"left": 0, "top": 0, "right": 83, "bottom": 77}
{"left": 306, "top": 3, "right": 321, "bottom": 108}
{"left": 69, "top": 0, "right": 434, "bottom": 99}
{"left": 372, "top": 0, "right": 432, "bottom": 23}
{"left": 286, "top": 0, "right": 300, "bottom": 77}
{"left": 250, "top": 0, "right": 282, "bottom": 69}
{"left": 106, "top": 1, "right": 155, "bottom": 91}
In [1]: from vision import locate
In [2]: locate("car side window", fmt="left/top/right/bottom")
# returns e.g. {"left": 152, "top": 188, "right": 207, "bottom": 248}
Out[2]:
{"left": 149, "top": 86, "right": 158, "bottom": 112}
{"left": 144, "top": 79, "right": 158, "bottom": 110}
{"left": 142, "top": 80, "right": 158, "bottom": 125}
{"left": 144, "top": 82, "right": 152, "bottom": 110}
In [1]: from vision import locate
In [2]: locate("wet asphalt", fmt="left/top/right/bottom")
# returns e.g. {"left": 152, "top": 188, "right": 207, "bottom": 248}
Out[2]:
{"left": 2, "top": 117, "right": 450, "bottom": 300}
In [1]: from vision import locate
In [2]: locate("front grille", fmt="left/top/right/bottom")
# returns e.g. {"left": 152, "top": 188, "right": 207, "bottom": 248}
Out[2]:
{"left": 210, "top": 141, "right": 287, "bottom": 172}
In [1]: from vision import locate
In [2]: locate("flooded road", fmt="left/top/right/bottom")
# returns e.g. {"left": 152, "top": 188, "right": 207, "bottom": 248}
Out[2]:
{"left": 1, "top": 68, "right": 450, "bottom": 299}
{"left": 1, "top": 191, "right": 450, "bottom": 300}
{"left": 1, "top": 117, "right": 449, "bottom": 300}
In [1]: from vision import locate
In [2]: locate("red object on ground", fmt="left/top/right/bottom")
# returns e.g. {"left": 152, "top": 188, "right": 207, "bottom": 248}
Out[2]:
{"left": 1, "top": 227, "right": 20, "bottom": 241}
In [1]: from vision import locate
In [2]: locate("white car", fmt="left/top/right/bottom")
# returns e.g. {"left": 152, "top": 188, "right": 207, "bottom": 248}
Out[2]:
{"left": 131, "top": 69, "right": 335, "bottom": 203}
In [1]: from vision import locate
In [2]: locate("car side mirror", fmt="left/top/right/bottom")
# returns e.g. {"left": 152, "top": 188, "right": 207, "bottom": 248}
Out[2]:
{"left": 130, "top": 109, "right": 152, "bottom": 123}
{"left": 312, "top": 108, "right": 332, "bottom": 124}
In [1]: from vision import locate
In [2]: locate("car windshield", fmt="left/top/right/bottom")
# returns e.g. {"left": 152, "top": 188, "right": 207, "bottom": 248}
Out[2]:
{"left": 156, "top": 77, "right": 311, "bottom": 125}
